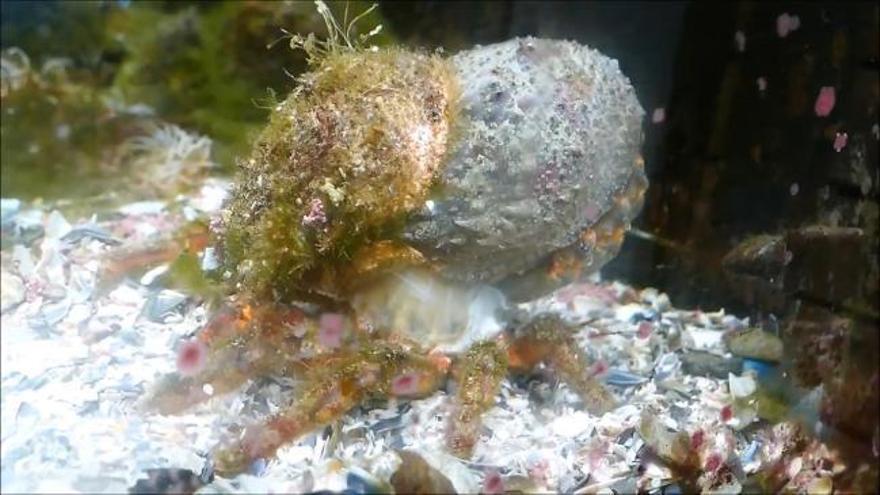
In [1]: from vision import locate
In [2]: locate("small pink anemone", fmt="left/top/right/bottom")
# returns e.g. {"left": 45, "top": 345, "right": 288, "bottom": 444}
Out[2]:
{"left": 481, "top": 470, "right": 504, "bottom": 494}
{"left": 177, "top": 340, "right": 208, "bottom": 376}
{"left": 391, "top": 372, "right": 422, "bottom": 397}
{"left": 814, "top": 86, "right": 836, "bottom": 117}
{"left": 318, "top": 312, "right": 346, "bottom": 348}
{"left": 833, "top": 132, "right": 848, "bottom": 152}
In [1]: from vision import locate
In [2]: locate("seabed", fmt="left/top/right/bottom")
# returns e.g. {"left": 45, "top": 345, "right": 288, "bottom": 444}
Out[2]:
{"left": 0, "top": 181, "right": 863, "bottom": 494}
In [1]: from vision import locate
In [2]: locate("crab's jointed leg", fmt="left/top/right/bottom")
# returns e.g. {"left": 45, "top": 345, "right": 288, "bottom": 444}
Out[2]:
{"left": 508, "top": 313, "right": 618, "bottom": 414}
{"left": 141, "top": 301, "right": 311, "bottom": 414}
{"left": 98, "top": 221, "right": 211, "bottom": 294}
{"left": 445, "top": 315, "right": 616, "bottom": 459}
{"left": 212, "top": 342, "right": 447, "bottom": 476}
{"left": 142, "top": 346, "right": 254, "bottom": 415}
{"left": 446, "top": 340, "right": 508, "bottom": 458}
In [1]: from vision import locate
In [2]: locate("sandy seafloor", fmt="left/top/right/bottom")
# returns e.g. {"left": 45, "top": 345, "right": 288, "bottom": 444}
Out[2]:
{"left": 0, "top": 180, "right": 838, "bottom": 494}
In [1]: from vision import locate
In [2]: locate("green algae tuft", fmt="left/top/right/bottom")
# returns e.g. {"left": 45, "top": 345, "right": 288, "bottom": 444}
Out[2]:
{"left": 221, "top": 42, "right": 459, "bottom": 302}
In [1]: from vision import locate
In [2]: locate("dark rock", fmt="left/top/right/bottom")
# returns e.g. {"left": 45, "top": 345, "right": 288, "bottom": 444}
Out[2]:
{"left": 129, "top": 468, "right": 203, "bottom": 495}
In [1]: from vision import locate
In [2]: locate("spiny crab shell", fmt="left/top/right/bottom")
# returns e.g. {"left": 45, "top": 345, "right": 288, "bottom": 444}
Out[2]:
{"left": 219, "top": 36, "right": 646, "bottom": 355}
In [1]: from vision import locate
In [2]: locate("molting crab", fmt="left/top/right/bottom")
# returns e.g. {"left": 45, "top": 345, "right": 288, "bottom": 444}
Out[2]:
{"left": 138, "top": 33, "right": 647, "bottom": 477}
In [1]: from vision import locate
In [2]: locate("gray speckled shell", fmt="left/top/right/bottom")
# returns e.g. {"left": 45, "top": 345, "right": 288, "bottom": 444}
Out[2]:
{"left": 403, "top": 37, "right": 646, "bottom": 286}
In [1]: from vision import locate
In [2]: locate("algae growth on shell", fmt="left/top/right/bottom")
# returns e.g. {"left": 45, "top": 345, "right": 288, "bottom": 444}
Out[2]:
{"left": 221, "top": 46, "right": 461, "bottom": 303}
{"left": 221, "top": 36, "right": 646, "bottom": 306}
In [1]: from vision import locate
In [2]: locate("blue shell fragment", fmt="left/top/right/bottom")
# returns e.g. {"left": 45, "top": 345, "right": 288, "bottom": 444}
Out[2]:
{"left": 742, "top": 358, "right": 777, "bottom": 379}
{"left": 739, "top": 440, "right": 761, "bottom": 464}
{"left": 605, "top": 368, "right": 649, "bottom": 387}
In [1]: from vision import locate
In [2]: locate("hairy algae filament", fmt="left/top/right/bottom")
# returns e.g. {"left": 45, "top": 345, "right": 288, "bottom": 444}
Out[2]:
{"left": 222, "top": 46, "right": 460, "bottom": 302}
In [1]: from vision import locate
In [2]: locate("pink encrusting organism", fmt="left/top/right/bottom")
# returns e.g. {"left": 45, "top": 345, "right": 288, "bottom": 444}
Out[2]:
{"left": 637, "top": 321, "right": 654, "bottom": 339}
{"left": 177, "top": 340, "right": 208, "bottom": 376}
{"left": 814, "top": 87, "right": 836, "bottom": 117}
{"left": 301, "top": 197, "right": 327, "bottom": 227}
{"left": 833, "top": 132, "right": 848, "bottom": 152}
{"left": 691, "top": 429, "right": 705, "bottom": 450}
{"left": 390, "top": 372, "right": 422, "bottom": 396}
{"left": 318, "top": 312, "right": 346, "bottom": 348}
{"left": 589, "top": 359, "right": 609, "bottom": 378}
{"left": 720, "top": 404, "right": 734, "bottom": 422}
{"left": 704, "top": 452, "right": 723, "bottom": 472}
{"left": 481, "top": 470, "right": 504, "bottom": 495}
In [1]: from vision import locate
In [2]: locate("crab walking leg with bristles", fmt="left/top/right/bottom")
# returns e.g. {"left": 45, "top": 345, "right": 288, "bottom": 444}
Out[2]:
{"left": 212, "top": 342, "right": 448, "bottom": 476}
{"left": 507, "top": 314, "right": 618, "bottom": 414}
{"left": 141, "top": 345, "right": 253, "bottom": 415}
{"left": 141, "top": 301, "right": 314, "bottom": 414}
{"left": 446, "top": 340, "right": 508, "bottom": 458}
{"left": 97, "top": 221, "right": 211, "bottom": 294}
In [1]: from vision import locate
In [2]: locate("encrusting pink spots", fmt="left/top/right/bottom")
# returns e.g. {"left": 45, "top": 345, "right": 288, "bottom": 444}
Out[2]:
{"left": 391, "top": 372, "right": 421, "bottom": 396}
{"left": 589, "top": 359, "right": 609, "bottom": 378}
{"left": 587, "top": 441, "right": 608, "bottom": 469}
{"left": 177, "top": 340, "right": 208, "bottom": 376}
{"left": 833, "top": 132, "right": 848, "bottom": 152}
{"left": 814, "top": 86, "right": 836, "bottom": 117}
{"left": 720, "top": 404, "right": 733, "bottom": 422}
{"left": 777, "top": 13, "right": 800, "bottom": 38}
{"left": 301, "top": 197, "right": 327, "bottom": 227}
{"left": 555, "top": 283, "right": 618, "bottom": 306}
{"left": 652, "top": 107, "right": 666, "bottom": 124}
{"left": 637, "top": 321, "right": 653, "bottom": 339}
{"left": 318, "top": 313, "right": 346, "bottom": 348}
{"left": 705, "top": 453, "right": 723, "bottom": 472}
{"left": 527, "top": 458, "right": 550, "bottom": 486}
{"left": 482, "top": 470, "right": 504, "bottom": 495}
{"left": 691, "top": 429, "right": 705, "bottom": 450}
{"left": 583, "top": 203, "right": 601, "bottom": 223}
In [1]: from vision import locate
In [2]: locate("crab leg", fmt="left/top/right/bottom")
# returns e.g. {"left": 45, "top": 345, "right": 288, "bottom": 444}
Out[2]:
{"left": 508, "top": 314, "right": 617, "bottom": 415}
{"left": 141, "top": 346, "right": 253, "bottom": 415}
{"left": 446, "top": 340, "right": 508, "bottom": 458}
{"left": 212, "top": 342, "right": 447, "bottom": 476}
{"left": 141, "top": 301, "right": 312, "bottom": 414}
{"left": 98, "top": 221, "right": 211, "bottom": 293}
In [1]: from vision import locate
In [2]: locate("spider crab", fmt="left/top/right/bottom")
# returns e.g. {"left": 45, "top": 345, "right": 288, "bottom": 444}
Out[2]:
{"left": 137, "top": 35, "right": 647, "bottom": 477}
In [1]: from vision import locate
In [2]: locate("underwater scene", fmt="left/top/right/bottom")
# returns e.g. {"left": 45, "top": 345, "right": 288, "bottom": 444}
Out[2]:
{"left": 1, "top": 1, "right": 878, "bottom": 493}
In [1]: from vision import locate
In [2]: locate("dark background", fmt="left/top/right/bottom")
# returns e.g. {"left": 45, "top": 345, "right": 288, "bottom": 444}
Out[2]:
{"left": 381, "top": 0, "right": 879, "bottom": 317}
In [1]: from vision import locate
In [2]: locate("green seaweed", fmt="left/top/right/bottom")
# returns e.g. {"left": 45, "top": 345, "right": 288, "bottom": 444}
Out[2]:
{"left": 220, "top": 9, "right": 459, "bottom": 301}
{"left": 167, "top": 251, "right": 223, "bottom": 304}
{"left": 0, "top": 48, "right": 152, "bottom": 199}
